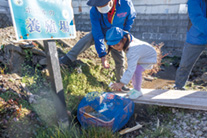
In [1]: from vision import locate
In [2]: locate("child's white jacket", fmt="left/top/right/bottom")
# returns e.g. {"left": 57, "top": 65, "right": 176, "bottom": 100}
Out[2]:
{"left": 120, "top": 37, "right": 157, "bottom": 85}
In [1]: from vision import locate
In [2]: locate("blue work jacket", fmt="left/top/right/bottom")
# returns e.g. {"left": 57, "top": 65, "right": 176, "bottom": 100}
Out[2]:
{"left": 187, "top": 0, "right": 207, "bottom": 45}
{"left": 90, "top": 0, "right": 136, "bottom": 57}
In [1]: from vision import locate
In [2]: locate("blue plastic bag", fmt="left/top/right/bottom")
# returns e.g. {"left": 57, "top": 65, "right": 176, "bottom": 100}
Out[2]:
{"left": 77, "top": 92, "right": 134, "bottom": 132}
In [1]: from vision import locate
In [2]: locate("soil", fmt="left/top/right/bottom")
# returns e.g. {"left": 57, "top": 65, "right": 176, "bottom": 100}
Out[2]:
{"left": 142, "top": 65, "right": 176, "bottom": 89}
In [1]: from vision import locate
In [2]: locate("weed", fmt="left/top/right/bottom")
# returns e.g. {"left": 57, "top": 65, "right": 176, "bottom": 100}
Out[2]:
{"left": 137, "top": 127, "right": 174, "bottom": 138}
{"left": 23, "top": 49, "right": 33, "bottom": 61}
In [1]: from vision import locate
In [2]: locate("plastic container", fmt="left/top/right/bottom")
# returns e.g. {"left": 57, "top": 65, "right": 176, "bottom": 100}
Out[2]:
{"left": 77, "top": 92, "right": 134, "bottom": 132}
{"left": 79, "top": 105, "right": 115, "bottom": 128}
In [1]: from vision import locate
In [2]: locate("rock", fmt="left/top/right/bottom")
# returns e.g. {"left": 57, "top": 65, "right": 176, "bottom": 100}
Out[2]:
{"left": 29, "top": 95, "right": 37, "bottom": 104}
{"left": 196, "top": 130, "right": 203, "bottom": 136}
{"left": 28, "top": 93, "right": 40, "bottom": 104}
{"left": 201, "top": 72, "right": 207, "bottom": 83}
{"left": 11, "top": 40, "right": 29, "bottom": 45}
{"left": 39, "top": 58, "right": 47, "bottom": 65}
{"left": 172, "top": 108, "right": 176, "bottom": 113}
{"left": 31, "top": 48, "right": 46, "bottom": 57}
{"left": 19, "top": 44, "right": 35, "bottom": 49}
{"left": 4, "top": 45, "right": 24, "bottom": 55}
{"left": 203, "top": 127, "right": 207, "bottom": 131}
{"left": 6, "top": 48, "right": 25, "bottom": 74}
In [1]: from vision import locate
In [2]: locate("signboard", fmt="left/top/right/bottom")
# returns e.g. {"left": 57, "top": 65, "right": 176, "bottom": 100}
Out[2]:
{"left": 9, "top": 0, "right": 76, "bottom": 41}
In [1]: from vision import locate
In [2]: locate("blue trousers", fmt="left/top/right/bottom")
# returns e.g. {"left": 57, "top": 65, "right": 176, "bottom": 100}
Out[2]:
{"left": 175, "top": 42, "right": 206, "bottom": 88}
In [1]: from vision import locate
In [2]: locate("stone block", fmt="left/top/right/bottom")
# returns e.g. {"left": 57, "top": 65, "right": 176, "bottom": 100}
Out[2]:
{"left": 179, "top": 14, "right": 189, "bottom": 20}
{"left": 142, "top": 33, "right": 151, "bottom": 40}
{"left": 178, "top": 27, "right": 187, "bottom": 33}
{"left": 178, "top": 34, "right": 187, "bottom": 41}
{"left": 172, "top": 34, "right": 186, "bottom": 42}
{"left": 178, "top": 21, "right": 188, "bottom": 27}
{"left": 163, "top": 40, "right": 175, "bottom": 48}
{"left": 144, "top": 21, "right": 154, "bottom": 26}
{"left": 169, "top": 14, "right": 179, "bottom": 20}
{"left": 167, "top": 27, "right": 177, "bottom": 34}
{"left": 134, "top": 20, "right": 145, "bottom": 26}
{"left": 157, "top": 33, "right": 172, "bottom": 41}
{"left": 131, "top": 26, "right": 139, "bottom": 32}
{"left": 159, "top": 27, "right": 167, "bottom": 33}
{"left": 134, "top": 33, "right": 142, "bottom": 39}
{"left": 149, "top": 33, "right": 158, "bottom": 40}
{"left": 149, "top": 14, "right": 159, "bottom": 20}
{"left": 174, "top": 41, "right": 185, "bottom": 48}
{"left": 148, "top": 27, "right": 159, "bottom": 33}
{"left": 171, "top": 34, "right": 180, "bottom": 41}
{"left": 162, "top": 20, "right": 173, "bottom": 26}
{"left": 139, "top": 26, "right": 148, "bottom": 33}
{"left": 158, "top": 14, "right": 169, "bottom": 20}
{"left": 152, "top": 20, "right": 163, "bottom": 26}
{"left": 0, "top": 13, "right": 12, "bottom": 28}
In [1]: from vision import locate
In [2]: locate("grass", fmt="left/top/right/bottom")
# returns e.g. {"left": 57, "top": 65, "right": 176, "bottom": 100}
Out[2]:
{"left": 0, "top": 45, "right": 120, "bottom": 137}
{"left": 137, "top": 127, "right": 174, "bottom": 138}
{"left": 36, "top": 125, "right": 119, "bottom": 138}
{"left": 0, "top": 43, "right": 178, "bottom": 138}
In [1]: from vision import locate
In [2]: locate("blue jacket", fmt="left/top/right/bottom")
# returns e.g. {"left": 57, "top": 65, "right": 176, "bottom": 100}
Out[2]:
{"left": 187, "top": 0, "right": 207, "bottom": 45}
{"left": 90, "top": 0, "right": 136, "bottom": 57}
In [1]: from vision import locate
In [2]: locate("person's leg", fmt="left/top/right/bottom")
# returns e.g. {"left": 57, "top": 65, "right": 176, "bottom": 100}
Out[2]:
{"left": 132, "top": 65, "right": 145, "bottom": 91}
{"left": 60, "top": 32, "right": 94, "bottom": 65}
{"left": 66, "top": 32, "right": 94, "bottom": 61}
{"left": 111, "top": 49, "right": 125, "bottom": 82}
{"left": 175, "top": 42, "right": 205, "bottom": 89}
{"left": 111, "top": 49, "right": 129, "bottom": 91}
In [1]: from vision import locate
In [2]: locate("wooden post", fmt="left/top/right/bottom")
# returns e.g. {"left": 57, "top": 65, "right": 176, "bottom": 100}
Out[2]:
{"left": 43, "top": 40, "right": 69, "bottom": 129}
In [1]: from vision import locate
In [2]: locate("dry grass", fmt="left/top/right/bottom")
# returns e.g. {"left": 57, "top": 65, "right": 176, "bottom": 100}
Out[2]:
{"left": 143, "top": 42, "right": 168, "bottom": 76}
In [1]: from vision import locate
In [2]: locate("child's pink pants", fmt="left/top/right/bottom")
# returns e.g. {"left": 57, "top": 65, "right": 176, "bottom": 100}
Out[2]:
{"left": 132, "top": 65, "right": 145, "bottom": 91}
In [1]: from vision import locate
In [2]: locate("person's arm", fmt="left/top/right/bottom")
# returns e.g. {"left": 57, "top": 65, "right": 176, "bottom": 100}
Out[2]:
{"left": 120, "top": 49, "right": 140, "bottom": 85}
{"left": 111, "top": 50, "right": 139, "bottom": 90}
{"left": 90, "top": 8, "right": 107, "bottom": 58}
{"left": 123, "top": 0, "right": 136, "bottom": 32}
{"left": 188, "top": 0, "right": 207, "bottom": 35}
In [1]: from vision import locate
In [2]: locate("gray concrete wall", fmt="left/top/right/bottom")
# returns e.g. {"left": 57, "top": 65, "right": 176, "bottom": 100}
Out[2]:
{"left": 0, "top": 13, "right": 12, "bottom": 28}
{"left": 132, "top": 14, "right": 188, "bottom": 56}
{"left": 74, "top": 13, "right": 189, "bottom": 56}
{"left": 0, "top": 0, "right": 12, "bottom": 28}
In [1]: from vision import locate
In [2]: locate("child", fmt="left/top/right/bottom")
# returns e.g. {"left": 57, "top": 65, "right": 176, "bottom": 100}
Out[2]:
{"left": 106, "top": 27, "right": 157, "bottom": 92}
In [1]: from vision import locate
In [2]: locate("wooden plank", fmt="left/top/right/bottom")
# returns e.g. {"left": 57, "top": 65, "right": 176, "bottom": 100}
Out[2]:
{"left": 115, "top": 89, "right": 207, "bottom": 111}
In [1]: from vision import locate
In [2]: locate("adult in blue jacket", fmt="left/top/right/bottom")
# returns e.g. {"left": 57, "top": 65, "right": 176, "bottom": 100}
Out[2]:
{"left": 174, "top": 0, "right": 207, "bottom": 89}
{"left": 60, "top": 0, "right": 136, "bottom": 92}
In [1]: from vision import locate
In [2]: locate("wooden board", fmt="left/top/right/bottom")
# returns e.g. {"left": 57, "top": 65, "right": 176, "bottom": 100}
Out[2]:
{"left": 114, "top": 89, "right": 207, "bottom": 111}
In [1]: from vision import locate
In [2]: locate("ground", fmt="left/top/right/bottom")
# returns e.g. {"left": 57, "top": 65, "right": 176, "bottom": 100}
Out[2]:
{"left": 142, "top": 65, "right": 176, "bottom": 89}
{"left": 1, "top": 27, "right": 207, "bottom": 137}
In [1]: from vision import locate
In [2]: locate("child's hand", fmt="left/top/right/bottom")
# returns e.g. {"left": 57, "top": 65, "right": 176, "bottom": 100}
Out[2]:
{"left": 111, "top": 82, "right": 124, "bottom": 91}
